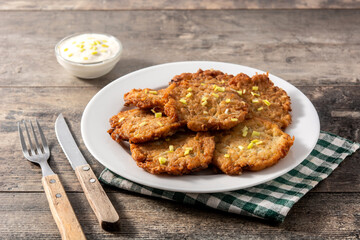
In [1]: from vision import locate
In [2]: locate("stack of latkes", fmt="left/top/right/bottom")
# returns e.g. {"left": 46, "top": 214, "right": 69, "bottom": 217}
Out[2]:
{"left": 108, "top": 69, "right": 294, "bottom": 175}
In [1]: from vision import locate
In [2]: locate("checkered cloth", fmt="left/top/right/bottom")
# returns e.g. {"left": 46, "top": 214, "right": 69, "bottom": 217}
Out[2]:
{"left": 99, "top": 131, "right": 359, "bottom": 222}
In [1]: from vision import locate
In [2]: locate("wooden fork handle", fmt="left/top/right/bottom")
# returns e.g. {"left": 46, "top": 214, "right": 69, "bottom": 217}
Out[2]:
{"left": 42, "top": 174, "right": 86, "bottom": 240}
{"left": 75, "top": 164, "right": 119, "bottom": 229}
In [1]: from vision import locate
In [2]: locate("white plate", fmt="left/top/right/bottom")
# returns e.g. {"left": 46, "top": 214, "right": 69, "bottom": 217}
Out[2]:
{"left": 81, "top": 61, "right": 320, "bottom": 193}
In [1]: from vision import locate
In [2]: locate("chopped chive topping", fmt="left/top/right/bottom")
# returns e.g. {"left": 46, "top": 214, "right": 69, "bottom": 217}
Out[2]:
{"left": 252, "top": 99, "right": 259, "bottom": 103}
{"left": 118, "top": 117, "right": 125, "bottom": 123}
{"left": 186, "top": 93, "right": 192, "bottom": 98}
{"left": 224, "top": 154, "right": 230, "bottom": 158}
{"left": 64, "top": 48, "right": 68, "bottom": 52}
{"left": 202, "top": 97, "right": 208, "bottom": 102}
{"left": 252, "top": 131, "right": 260, "bottom": 137}
{"left": 184, "top": 147, "right": 193, "bottom": 156}
{"left": 242, "top": 126, "right": 248, "bottom": 137}
{"left": 139, "top": 122, "right": 147, "bottom": 127}
{"left": 252, "top": 86, "right": 259, "bottom": 91}
{"left": 257, "top": 107, "right": 263, "bottom": 111}
{"left": 251, "top": 92, "right": 260, "bottom": 97}
{"left": 159, "top": 157, "right": 167, "bottom": 165}
{"left": 187, "top": 87, "right": 192, "bottom": 92}
{"left": 149, "top": 90, "right": 158, "bottom": 95}
{"left": 211, "top": 93, "right": 219, "bottom": 98}
{"left": 251, "top": 139, "right": 260, "bottom": 143}
{"left": 247, "top": 142, "right": 254, "bottom": 149}
{"left": 225, "top": 99, "right": 231, "bottom": 103}
{"left": 68, "top": 53, "right": 73, "bottom": 57}
{"left": 151, "top": 109, "right": 156, "bottom": 114}
{"left": 92, "top": 51, "right": 98, "bottom": 55}
{"left": 203, "top": 111, "right": 208, "bottom": 114}
{"left": 255, "top": 141, "right": 264, "bottom": 145}
{"left": 179, "top": 98, "right": 187, "bottom": 104}
{"left": 238, "top": 145, "right": 244, "bottom": 150}
{"left": 237, "top": 90, "right": 243, "bottom": 96}
{"left": 213, "top": 84, "right": 218, "bottom": 90}
{"left": 263, "top": 100, "right": 271, "bottom": 106}
{"left": 155, "top": 112, "right": 162, "bottom": 118}
{"left": 169, "top": 145, "right": 174, "bottom": 152}
{"left": 157, "top": 121, "right": 163, "bottom": 126}
{"left": 201, "top": 83, "right": 206, "bottom": 86}
{"left": 145, "top": 89, "right": 148, "bottom": 94}
{"left": 83, "top": 57, "right": 88, "bottom": 60}
{"left": 102, "top": 44, "right": 109, "bottom": 48}
{"left": 80, "top": 48, "right": 85, "bottom": 52}
{"left": 231, "top": 118, "right": 238, "bottom": 122}
{"left": 214, "top": 86, "right": 225, "bottom": 92}
{"left": 201, "top": 100, "right": 208, "bottom": 106}
{"left": 221, "top": 80, "right": 225, "bottom": 84}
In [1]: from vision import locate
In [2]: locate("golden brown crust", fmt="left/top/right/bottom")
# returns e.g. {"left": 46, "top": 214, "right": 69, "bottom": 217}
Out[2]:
{"left": 163, "top": 81, "right": 248, "bottom": 131}
{"left": 108, "top": 109, "right": 182, "bottom": 143}
{"left": 130, "top": 131, "right": 215, "bottom": 175}
{"left": 229, "top": 73, "right": 292, "bottom": 129}
{"left": 213, "top": 117, "right": 294, "bottom": 175}
{"left": 124, "top": 88, "right": 166, "bottom": 111}
{"left": 171, "top": 68, "right": 234, "bottom": 86}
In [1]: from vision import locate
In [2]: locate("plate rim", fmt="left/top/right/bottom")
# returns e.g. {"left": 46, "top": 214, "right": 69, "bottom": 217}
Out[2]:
{"left": 81, "top": 60, "right": 320, "bottom": 193}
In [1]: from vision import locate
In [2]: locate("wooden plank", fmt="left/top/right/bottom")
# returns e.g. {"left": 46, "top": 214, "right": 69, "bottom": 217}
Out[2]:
{"left": 0, "top": 10, "right": 360, "bottom": 87}
{"left": 1, "top": 0, "right": 360, "bottom": 10}
{"left": 0, "top": 192, "right": 358, "bottom": 239}
{"left": 1, "top": 86, "right": 359, "bottom": 193}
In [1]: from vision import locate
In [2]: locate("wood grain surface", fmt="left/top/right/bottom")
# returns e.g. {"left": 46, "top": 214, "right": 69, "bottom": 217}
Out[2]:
{"left": 0, "top": 10, "right": 359, "bottom": 87}
{"left": 75, "top": 164, "right": 119, "bottom": 229}
{"left": 1, "top": 3, "right": 359, "bottom": 240}
{"left": 42, "top": 175, "right": 86, "bottom": 240}
{"left": 1, "top": 0, "right": 360, "bottom": 10}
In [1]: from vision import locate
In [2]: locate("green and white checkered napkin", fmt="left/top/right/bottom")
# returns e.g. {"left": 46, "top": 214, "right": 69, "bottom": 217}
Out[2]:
{"left": 99, "top": 131, "right": 359, "bottom": 222}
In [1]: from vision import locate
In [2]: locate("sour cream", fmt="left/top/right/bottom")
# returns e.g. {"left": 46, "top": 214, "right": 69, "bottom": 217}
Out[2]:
{"left": 55, "top": 33, "right": 122, "bottom": 79}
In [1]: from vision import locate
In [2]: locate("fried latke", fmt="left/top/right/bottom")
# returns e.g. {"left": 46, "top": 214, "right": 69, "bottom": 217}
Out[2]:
{"left": 229, "top": 73, "right": 292, "bottom": 129}
{"left": 163, "top": 81, "right": 248, "bottom": 131}
{"left": 124, "top": 88, "right": 166, "bottom": 111}
{"left": 108, "top": 109, "right": 182, "bottom": 143}
{"left": 130, "top": 131, "right": 215, "bottom": 175}
{"left": 171, "top": 69, "right": 234, "bottom": 86}
{"left": 213, "top": 117, "right": 294, "bottom": 175}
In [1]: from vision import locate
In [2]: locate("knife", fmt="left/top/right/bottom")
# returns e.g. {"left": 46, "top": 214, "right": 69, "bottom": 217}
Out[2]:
{"left": 55, "top": 113, "right": 119, "bottom": 229}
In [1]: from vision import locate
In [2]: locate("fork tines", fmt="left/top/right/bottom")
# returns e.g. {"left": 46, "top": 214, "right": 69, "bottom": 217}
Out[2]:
{"left": 18, "top": 119, "right": 49, "bottom": 158}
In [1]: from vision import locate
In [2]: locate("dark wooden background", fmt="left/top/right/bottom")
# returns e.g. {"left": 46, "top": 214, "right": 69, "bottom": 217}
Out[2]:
{"left": 1, "top": 0, "right": 359, "bottom": 239}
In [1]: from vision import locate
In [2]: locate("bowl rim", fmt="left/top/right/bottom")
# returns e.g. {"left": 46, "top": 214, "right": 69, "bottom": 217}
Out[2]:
{"left": 55, "top": 32, "right": 123, "bottom": 66}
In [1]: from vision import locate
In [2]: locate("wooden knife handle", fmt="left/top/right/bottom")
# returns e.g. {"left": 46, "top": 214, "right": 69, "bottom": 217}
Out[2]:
{"left": 42, "top": 174, "right": 86, "bottom": 240}
{"left": 75, "top": 164, "right": 119, "bottom": 229}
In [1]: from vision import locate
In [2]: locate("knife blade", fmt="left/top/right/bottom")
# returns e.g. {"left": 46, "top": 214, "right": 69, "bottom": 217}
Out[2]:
{"left": 55, "top": 113, "right": 119, "bottom": 229}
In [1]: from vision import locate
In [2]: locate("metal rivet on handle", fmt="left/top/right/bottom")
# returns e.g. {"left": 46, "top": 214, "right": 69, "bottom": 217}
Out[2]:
{"left": 89, "top": 178, "right": 96, "bottom": 183}
{"left": 55, "top": 193, "right": 62, "bottom": 198}
{"left": 82, "top": 166, "right": 90, "bottom": 171}
{"left": 49, "top": 179, "right": 56, "bottom": 183}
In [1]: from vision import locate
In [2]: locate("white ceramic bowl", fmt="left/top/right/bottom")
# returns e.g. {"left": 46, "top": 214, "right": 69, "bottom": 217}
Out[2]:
{"left": 55, "top": 33, "right": 123, "bottom": 79}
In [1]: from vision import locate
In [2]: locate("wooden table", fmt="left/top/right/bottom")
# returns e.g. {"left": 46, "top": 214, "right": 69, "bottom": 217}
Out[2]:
{"left": 1, "top": 1, "right": 359, "bottom": 239}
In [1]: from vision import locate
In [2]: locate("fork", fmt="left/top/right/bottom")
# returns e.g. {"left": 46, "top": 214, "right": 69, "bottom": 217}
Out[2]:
{"left": 18, "top": 119, "right": 86, "bottom": 240}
